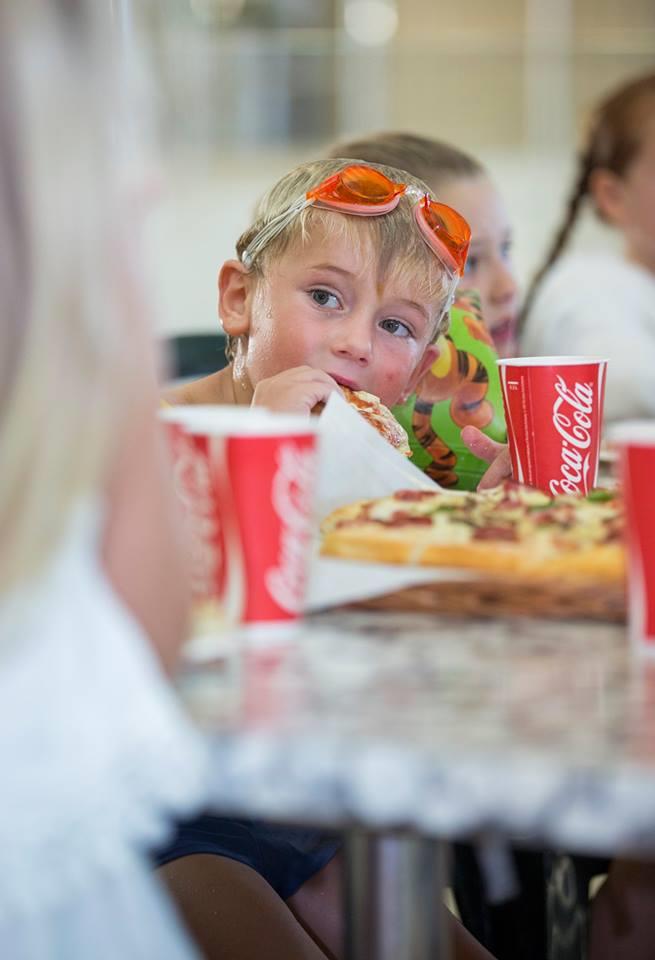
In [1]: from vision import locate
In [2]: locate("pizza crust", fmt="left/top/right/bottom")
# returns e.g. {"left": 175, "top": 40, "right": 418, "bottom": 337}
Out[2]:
{"left": 320, "top": 483, "right": 625, "bottom": 584}
{"left": 321, "top": 522, "right": 624, "bottom": 580}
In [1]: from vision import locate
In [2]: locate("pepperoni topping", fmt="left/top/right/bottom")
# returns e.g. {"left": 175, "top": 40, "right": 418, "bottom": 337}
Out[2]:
{"left": 472, "top": 526, "right": 518, "bottom": 542}
{"left": 330, "top": 482, "right": 624, "bottom": 554}
{"left": 602, "top": 516, "right": 623, "bottom": 542}
{"left": 533, "top": 512, "right": 557, "bottom": 526}
{"left": 393, "top": 489, "right": 440, "bottom": 502}
{"left": 381, "top": 511, "right": 433, "bottom": 527}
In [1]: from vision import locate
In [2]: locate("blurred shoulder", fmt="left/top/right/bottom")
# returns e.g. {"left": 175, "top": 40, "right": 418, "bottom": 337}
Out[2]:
{"left": 539, "top": 253, "right": 655, "bottom": 299}
{"left": 521, "top": 253, "right": 655, "bottom": 355}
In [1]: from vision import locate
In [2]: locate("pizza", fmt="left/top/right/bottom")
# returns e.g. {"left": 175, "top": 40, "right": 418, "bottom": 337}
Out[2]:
{"left": 314, "top": 387, "right": 411, "bottom": 456}
{"left": 321, "top": 482, "right": 624, "bottom": 581}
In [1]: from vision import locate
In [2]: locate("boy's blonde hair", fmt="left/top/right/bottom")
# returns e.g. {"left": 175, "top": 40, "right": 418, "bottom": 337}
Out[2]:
{"left": 228, "top": 158, "right": 455, "bottom": 360}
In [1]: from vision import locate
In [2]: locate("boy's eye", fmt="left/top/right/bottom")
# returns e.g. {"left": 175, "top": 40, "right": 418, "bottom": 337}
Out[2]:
{"left": 310, "top": 288, "right": 340, "bottom": 309}
{"left": 380, "top": 318, "right": 412, "bottom": 338}
{"left": 464, "top": 255, "right": 479, "bottom": 275}
{"left": 501, "top": 240, "right": 513, "bottom": 260}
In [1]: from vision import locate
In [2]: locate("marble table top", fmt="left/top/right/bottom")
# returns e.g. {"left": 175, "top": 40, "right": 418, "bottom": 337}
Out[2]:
{"left": 179, "top": 610, "right": 655, "bottom": 855}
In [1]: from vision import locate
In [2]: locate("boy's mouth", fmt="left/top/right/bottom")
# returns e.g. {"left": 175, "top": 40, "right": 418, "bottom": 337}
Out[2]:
{"left": 328, "top": 373, "right": 361, "bottom": 391}
{"left": 491, "top": 315, "right": 517, "bottom": 341}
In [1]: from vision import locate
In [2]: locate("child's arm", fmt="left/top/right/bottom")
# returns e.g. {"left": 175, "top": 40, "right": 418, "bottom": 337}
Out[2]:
{"left": 103, "top": 390, "right": 191, "bottom": 675}
{"left": 461, "top": 426, "right": 512, "bottom": 491}
{"left": 252, "top": 366, "right": 342, "bottom": 415}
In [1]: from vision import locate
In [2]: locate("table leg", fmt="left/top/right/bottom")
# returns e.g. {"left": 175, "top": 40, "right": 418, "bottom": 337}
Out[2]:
{"left": 343, "top": 830, "right": 450, "bottom": 960}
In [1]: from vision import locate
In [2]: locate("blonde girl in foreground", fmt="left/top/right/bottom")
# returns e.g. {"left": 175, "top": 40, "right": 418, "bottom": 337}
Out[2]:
{"left": 0, "top": 3, "right": 207, "bottom": 956}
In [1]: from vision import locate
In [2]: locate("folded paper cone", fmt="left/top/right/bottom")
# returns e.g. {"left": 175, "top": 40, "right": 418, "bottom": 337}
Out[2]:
{"left": 315, "top": 391, "right": 438, "bottom": 520}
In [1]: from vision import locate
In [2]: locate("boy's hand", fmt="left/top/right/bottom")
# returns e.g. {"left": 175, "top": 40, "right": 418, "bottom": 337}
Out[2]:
{"left": 461, "top": 425, "right": 512, "bottom": 491}
{"left": 251, "top": 366, "right": 342, "bottom": 415}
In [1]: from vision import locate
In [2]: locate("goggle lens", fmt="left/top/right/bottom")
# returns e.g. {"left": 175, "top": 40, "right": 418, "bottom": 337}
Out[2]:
{"left": 307, "top": 164, "right": 406, "bottom": 207}
{"left": 243, "top": 164, "right": 471, "bottom": 279}
{"left": 418, "top": 197, "right": 471, "bottom": 277}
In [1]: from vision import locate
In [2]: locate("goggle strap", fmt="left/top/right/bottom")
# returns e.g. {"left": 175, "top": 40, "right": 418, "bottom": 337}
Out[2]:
{"left": 436, "top": 272, "right": 460, "bottom": 336}
{"left": 241, "top": 196, "right": 310, "bottom": 268}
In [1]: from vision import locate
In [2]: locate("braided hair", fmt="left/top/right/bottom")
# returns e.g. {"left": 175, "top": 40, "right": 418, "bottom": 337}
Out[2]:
{"left": 521, "top": 71, "right": 655, "bottom": 326}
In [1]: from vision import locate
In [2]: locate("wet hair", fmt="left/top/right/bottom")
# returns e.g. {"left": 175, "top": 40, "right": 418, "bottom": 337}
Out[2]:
{"left": 522, "top": 71, "right": 655, "bottom": 323}
{"left": 227, "top": 156, "right": 455, "bottom": 360}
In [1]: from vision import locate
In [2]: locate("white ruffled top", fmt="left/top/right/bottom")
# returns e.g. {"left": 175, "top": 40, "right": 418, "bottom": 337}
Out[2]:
{"left": 0, "top": 500, "right": 210, "bottom": 958}
{"left": 521, "top": 252, "right": 655, "bottom": 422}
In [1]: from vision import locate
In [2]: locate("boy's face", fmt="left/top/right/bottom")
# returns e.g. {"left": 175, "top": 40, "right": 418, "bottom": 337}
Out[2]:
{"left": 435, "top": 175, "right": 519, "bottom": 357}
{"left": 238, "top": 229, "right": 441, "bottom": 408}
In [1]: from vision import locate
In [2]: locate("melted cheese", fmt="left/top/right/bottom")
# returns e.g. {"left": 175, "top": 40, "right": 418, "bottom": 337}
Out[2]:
{"left": 359, "top": 485, "right": 622, "bottom": 554}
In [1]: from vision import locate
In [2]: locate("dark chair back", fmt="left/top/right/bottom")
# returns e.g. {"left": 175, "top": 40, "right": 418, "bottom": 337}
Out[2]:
{"left": 165, "top": 332, "right": 229, "bottom": 381}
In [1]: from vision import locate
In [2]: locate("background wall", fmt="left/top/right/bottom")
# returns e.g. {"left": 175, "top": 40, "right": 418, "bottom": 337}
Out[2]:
{"left": 134, "top": 0, "right": 655, "bottom": 336}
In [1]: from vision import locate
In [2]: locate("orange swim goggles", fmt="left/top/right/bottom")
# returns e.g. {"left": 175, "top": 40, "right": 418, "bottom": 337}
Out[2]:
{"left": 241, "top": 163, "right": 471, "bottom": 280}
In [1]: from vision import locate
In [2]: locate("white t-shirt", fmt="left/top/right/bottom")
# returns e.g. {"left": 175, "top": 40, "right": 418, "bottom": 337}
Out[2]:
{"left": 521, "top": 253, "right": 655, "bottom": 423}
{"left": 0, "top": 500, "right": 209, "bottom": 958}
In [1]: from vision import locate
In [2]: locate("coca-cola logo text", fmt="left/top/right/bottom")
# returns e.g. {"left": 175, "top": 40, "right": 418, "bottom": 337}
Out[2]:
{"left": 548, "top": 376, "right": 595, "bottom": 496}
{"left": 265, "top": 442, "right": 316, "bottom": 614}
{"left": 172, "top": 437, "right": 223, "bottom": 598}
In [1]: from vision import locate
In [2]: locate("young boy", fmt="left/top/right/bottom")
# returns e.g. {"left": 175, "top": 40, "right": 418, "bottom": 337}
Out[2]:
{"left": 160, "top": 158, "right": 497, "bottom": 960}
{"left": 168, "top": 158, "right": 460, "bottom": 414}
{"left": 166, "top": 157, "right": 509, "bottom": 486}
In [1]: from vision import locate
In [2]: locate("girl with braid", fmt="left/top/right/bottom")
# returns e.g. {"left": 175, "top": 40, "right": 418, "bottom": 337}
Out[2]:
{"left": 521, "top": 72, "right": 655, "bottom": 423}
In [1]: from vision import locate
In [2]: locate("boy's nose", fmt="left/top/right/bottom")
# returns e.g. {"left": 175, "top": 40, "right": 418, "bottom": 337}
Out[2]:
{"left": 332, "top": 319, "right": 373, "bottom": 365}
{"left": 490, "top": 261, "right": 518, "bottom": 306}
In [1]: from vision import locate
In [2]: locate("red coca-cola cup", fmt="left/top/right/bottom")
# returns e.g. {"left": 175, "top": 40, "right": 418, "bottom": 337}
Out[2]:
{"left": 610, "top": 422, "right": 655, "bottom": 656}
{"left": 497, "top": 356, "right": 608, "bottom": 496}
{"left": 159, "top": 406, "right": 319, "bottom": 633}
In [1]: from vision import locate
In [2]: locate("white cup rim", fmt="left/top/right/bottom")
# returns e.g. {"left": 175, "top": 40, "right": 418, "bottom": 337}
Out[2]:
{"left": 497, "top": 356, "right": 609, "bottom": 367}
{"left": 159, "top": 404, "right": 318, "bottom": 436}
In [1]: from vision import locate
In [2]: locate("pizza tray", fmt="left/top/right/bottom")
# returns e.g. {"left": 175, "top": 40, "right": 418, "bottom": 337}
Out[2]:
{"left": 347, "top": 574, "right": 627, "bottom": 622}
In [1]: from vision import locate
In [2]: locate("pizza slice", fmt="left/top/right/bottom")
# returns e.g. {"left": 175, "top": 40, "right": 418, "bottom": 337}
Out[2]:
{"left": 321, "top": 482, "right": 624, "bottom": 581}
{"left": 314, "top": 387, "right": 412, "bottom": 457}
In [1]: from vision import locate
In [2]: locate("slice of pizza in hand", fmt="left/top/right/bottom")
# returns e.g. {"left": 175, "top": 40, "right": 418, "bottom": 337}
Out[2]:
{"left": 313, "top": 386, "right": 412, "bottom": 457}
{"left": 321, "top": 481, "right": 625, "bottom": 582}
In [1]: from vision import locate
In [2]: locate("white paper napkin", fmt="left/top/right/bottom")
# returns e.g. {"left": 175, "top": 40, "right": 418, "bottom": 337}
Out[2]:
{"left": 306, "top": 554, "right": 474, "bottom": 612}
{"left": 309, "top": 393, "right": 475, "bottom": 611}
{"left": 315, "top": 391, "right": 452, "bottom": 514}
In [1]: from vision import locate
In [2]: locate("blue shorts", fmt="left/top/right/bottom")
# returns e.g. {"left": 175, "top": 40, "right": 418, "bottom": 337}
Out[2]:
{"left": 154, "top": 815, "right": 342, "bottom": 901}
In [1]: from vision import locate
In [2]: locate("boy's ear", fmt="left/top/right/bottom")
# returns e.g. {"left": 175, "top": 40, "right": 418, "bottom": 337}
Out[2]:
{"left": 589, "top": 168, "right": 625, "bottom": 226}
{"left": 403, "top": 343, "right": 439, "bottom": 400}
{"left": 218, "top": 259, "right": 254, "bottom": 337}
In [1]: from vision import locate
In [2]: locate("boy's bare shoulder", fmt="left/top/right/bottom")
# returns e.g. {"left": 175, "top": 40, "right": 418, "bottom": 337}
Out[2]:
{"left": 162, "top": 368, "right": 237, "bottom": 407}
